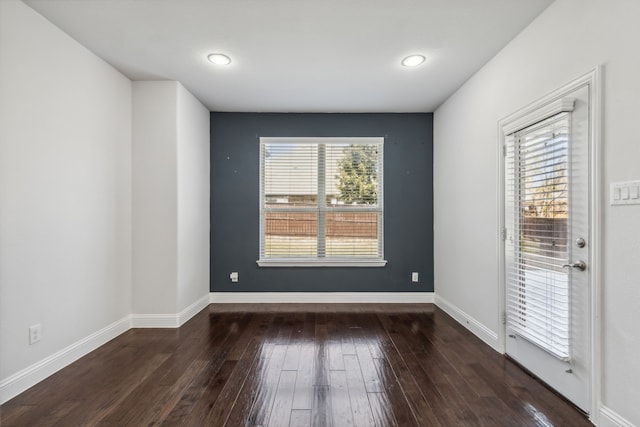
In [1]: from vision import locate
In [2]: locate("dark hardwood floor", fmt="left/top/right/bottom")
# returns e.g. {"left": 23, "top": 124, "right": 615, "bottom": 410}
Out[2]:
{"left": 1, "top": 304, "right": 592, "bottom": 426}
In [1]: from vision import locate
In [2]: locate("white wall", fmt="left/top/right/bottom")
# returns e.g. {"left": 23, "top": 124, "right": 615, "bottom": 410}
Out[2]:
{"left": 132, "top": 81, "right": 210, "bottom": 318}
{"left": 0, "top": 1, "right": 209, "bottom": 403}
{"left": 0, "top": 0, "right": 132, "bottom": 388}
{"left": 132, "top": 82, "right": 179, "bottom": 315}
{"left": 434, "top": 0, "right": 640, "bottom": 425}
{"left": 176, "top": 85, "right": 210, "bottom": 312}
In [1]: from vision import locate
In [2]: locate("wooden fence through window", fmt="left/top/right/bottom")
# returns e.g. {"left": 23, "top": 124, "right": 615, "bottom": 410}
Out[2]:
{"left": 265, "top": 211, "right": 378, "bottom": 238}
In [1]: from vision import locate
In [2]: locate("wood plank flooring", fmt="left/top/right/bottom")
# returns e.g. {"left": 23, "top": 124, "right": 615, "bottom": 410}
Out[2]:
{"left": 0, "top": 304, "right": 592, "bottom": 426}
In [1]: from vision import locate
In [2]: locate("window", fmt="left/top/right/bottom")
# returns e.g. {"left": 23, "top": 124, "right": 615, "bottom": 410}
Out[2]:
{"left": 258, "top": 137, "right": 385, "bottom": 267}
{"left": 505, "top": 113, "right": 571, "bottom": 360}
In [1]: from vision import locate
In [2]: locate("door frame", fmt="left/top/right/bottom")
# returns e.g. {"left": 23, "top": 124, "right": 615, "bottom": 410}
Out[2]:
{"left": 497, "top": 67, "right": 602, "bottom": 422}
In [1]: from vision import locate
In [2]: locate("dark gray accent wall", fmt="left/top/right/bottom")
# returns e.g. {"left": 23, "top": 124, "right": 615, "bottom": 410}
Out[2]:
{"left": 210, "top": 113, "right": 433, "bottom": 292}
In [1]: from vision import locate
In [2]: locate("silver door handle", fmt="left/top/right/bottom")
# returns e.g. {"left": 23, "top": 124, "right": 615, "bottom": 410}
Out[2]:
{"left": 562, "top": 260, "right": 586, "bottom": 271}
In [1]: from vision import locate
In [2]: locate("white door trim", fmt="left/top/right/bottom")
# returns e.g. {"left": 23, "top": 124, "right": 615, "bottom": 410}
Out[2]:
{"left": 497, "top": 67, "right": 602, "bottom": 423}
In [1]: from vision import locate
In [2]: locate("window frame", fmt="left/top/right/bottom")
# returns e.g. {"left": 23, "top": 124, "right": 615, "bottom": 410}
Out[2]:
{"left": 257, "top": 137, "right": 386, "bottom": 267}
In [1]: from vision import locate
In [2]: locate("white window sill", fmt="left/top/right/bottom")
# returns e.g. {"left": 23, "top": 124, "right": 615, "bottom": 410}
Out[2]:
{"left": 256, "top": 258, "right": 387, "bottom": 268}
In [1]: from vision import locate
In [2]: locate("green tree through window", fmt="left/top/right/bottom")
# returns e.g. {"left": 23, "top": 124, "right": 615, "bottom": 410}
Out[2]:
{"left": 336, "top": 144, "right": 378, "bottom": 204}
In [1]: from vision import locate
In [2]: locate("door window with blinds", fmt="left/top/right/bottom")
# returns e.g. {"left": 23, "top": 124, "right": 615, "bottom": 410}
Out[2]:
{"left": 505, "top": 113, "right": 571, "bottom": 360}
{"left": 258, "top": 137, "right": 385, "bottom": 267}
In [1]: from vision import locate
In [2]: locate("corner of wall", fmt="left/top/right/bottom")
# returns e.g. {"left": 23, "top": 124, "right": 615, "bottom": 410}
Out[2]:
{"left": 0, "top": 315, "right": 131, "bottom": 405}
{"left": 434, "top": 293, "right": 500, "bottom": 352}
{"left": 175, "top": 83, "right": 210, "bottom": 313}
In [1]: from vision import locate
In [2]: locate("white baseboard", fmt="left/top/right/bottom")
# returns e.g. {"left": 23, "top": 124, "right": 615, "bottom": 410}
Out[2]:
{"left": 0, "top": 315, "right": 131, "bottom": 405}
{"left": 132, "top": 294, "right": 210, "bottom": 328}
{"left": 178, "top": 294, "right": 211, "bottom": 326}
{"left": 434, "top": 294, "right": 500, "bottom": 351}
{"left": 210, "top": 291, "right": 434, "bottom": 304}
{"left": 0, "top": 294, "right": 211, "bottom": 404}
{"left": 131, "top": 313, "right": 180, "bottom": 328}
{"left": 599, "top": 406, "right": 636, "bottom": 427}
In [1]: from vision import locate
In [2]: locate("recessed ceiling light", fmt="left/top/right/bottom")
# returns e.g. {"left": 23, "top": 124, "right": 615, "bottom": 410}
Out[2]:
{"left": 207, "top": 53, "right": 231, "bottom": 65}
{"left": 401, "top": 55, "right": 426, "bottom": 67}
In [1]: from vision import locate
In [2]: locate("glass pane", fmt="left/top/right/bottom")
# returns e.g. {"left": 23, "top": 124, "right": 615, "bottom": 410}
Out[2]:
{"left": 507, "top": 114, "right": 571, "bottom": 360}
{"left": 325, "top": 211, "right": 379, "bottom": 257}
{"left": 264, "top": 212, "right": 317, "bottom": 258}
{"left": 263, "top": 143, "right": 318, "bottom": 207}
{"left": 326, "top": 144, "right": 379, "bottom": 207}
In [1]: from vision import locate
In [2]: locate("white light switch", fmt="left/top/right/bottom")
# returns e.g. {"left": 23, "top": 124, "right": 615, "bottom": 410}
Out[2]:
{"left": 229, "top": 272, "right": 239, "bottom": 282}
{"left": 611, "top": 180, "right": 640, "bottom": 205}
{"left": 614, "top": 187, "right": 621, "bottom": 200}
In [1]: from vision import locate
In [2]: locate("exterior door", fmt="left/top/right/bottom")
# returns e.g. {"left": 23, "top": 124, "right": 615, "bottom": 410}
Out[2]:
{"left": 504, "top": 84, "right": 591, "bottom": 412}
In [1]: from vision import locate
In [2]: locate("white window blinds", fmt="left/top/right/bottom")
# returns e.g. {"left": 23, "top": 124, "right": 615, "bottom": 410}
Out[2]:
{"left": 259, "top": 138, "right": 384, "bottom": 266}
{"left": 505, "top": 113, "right": 571, "bottom": 361}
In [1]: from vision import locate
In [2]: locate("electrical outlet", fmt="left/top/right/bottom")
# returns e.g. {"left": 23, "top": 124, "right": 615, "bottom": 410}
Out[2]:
{"left": 229, "top": 272, "right": 239, "bottom": 283}
{"left": 29, "top": 324, "right": 41, "bottom": 345}
{"left": 411, "top": 272, "right": 419, "bottom": 282}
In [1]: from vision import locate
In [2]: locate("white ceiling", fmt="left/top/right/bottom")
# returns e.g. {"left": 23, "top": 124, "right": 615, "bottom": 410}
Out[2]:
{"left": 24, "top": 0, "right": 553, "bottom": 112}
